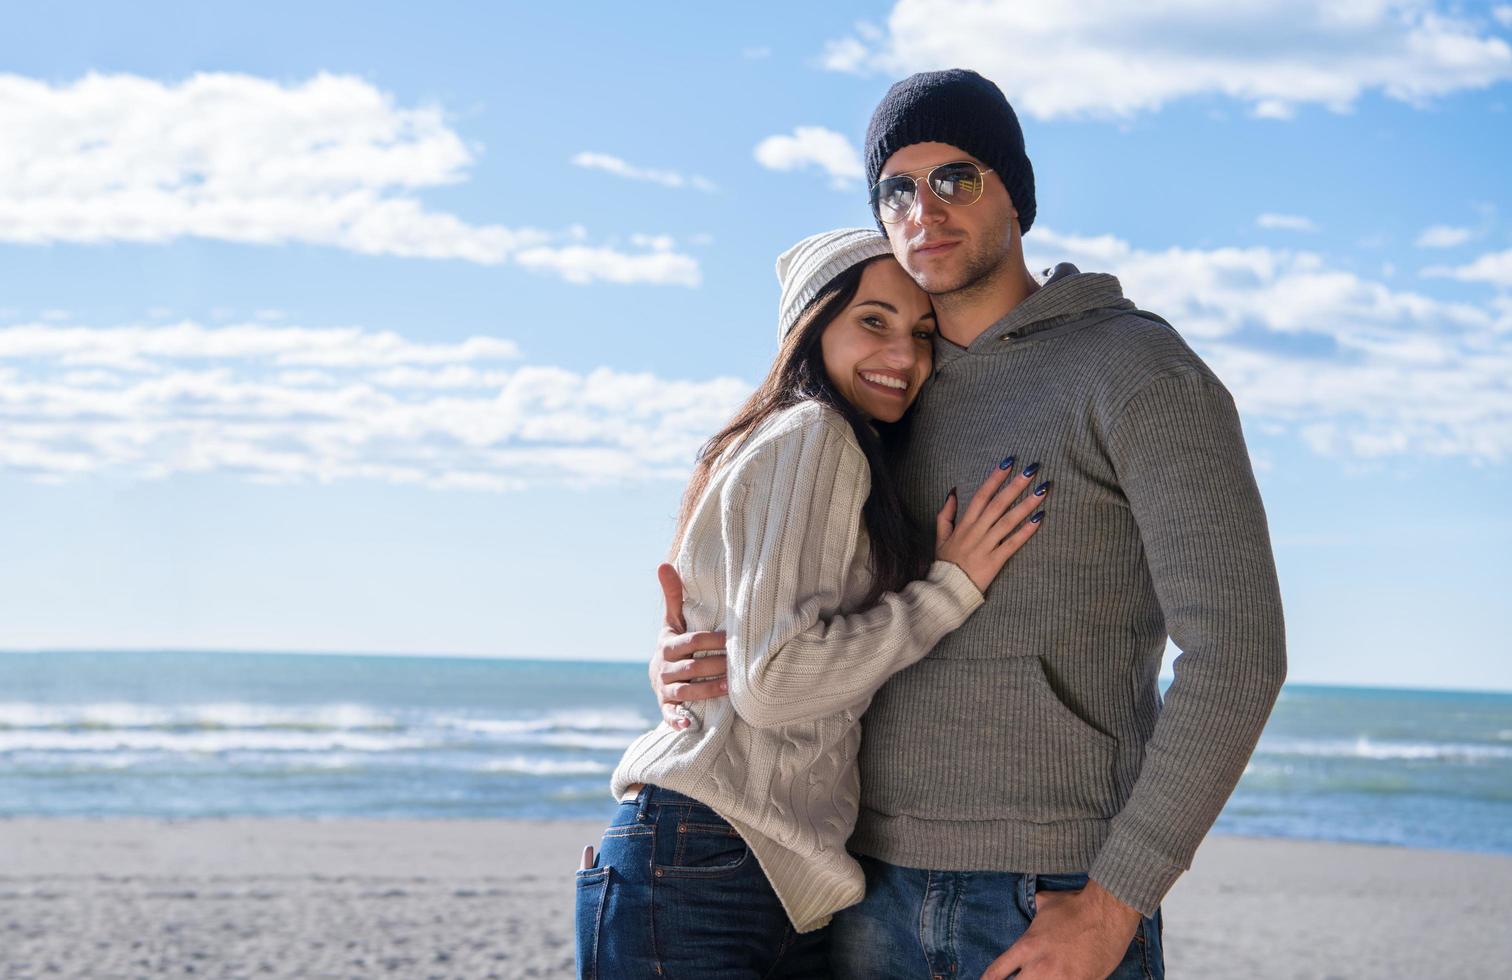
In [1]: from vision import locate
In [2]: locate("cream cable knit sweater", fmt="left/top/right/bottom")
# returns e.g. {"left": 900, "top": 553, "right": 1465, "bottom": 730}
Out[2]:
{"left": 610, "top": 399, "right": 984, "bottom": 932}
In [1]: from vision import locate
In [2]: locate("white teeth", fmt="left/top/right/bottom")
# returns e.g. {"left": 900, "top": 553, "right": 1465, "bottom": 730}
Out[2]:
{"left": 861, "top": 372, "right": 907, "bottom": 390}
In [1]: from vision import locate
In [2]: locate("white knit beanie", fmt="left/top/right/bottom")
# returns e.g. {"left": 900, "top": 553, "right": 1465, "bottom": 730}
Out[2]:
{"left": 775, "top": 228, "right": 894, "bottom": 342}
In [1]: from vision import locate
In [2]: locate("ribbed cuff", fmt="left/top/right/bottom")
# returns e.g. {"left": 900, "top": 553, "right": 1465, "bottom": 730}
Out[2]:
{"left": 928, "top": 559, "right": 985, "bottom": 613}
{"left": 1087, "top": 827, "right": 1185, "bottom": 917}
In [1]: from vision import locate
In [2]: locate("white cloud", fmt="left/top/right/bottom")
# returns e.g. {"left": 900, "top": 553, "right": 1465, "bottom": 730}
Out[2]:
{"left": 0, "top": 72, "right": 501, "bottom": 254}
{"left": 1027, "top": 228, "right": 1512, "bottom": 462}
{"left": 1496, "top": 6, "right": 1512, "bottom": 29}
{"left": 0, "top": 72, "right": 699, "bottom": 286}
{"left": 512, "top": 245, "right": 701, "bottom": 287}
{"left": 629, "top": 234, "right": 677, "bottom": 252}
{"left": 1252, "top": 100, "right": 1296, "bottom": 121}
{"left": 0, "top": 321, "right": 521, "bottom": 368}
{"left": 0, "top": 321, "right": 748, "bottom": 489}
{"left": 820, "top": 37, "right": 871, "bottom": 73}
{"left": 742, "top": 46, "right": 773, "bottom": 60}
{"left": 1257, "top": 213, "right": 1318, "bottom": 232}
{"left": 1423, "top": 248, "right": 1512, "bottom": 287}
{"left": 1416, "top": 224, "right": 1474, "bottom": 248}
{"left": 823, "top": 1, "right": 1512, "bottom": 119}
{"left": 754, "top": 127, "right": 865, "bottom": 189}
{"left": 570, "top": 152, "right": 717, "bottom": 192}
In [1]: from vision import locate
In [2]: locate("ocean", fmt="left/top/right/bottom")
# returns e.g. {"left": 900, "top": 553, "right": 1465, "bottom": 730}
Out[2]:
{"left": 2, "top": 651, "right": 1509, "bottom": 855}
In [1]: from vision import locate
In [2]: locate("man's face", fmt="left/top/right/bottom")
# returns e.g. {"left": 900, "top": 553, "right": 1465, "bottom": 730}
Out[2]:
{"left": 876, "top": 141, "right": 1018, "bottom": 297}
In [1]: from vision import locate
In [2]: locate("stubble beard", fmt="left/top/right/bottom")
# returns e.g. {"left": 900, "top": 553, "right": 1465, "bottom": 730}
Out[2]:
{"left": 910, "top": 234, "right": 1011, "bottom": 305}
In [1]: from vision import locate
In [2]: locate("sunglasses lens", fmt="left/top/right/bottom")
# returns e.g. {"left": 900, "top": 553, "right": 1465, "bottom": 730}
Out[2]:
{"left": 872, "top": 176, "right": 915, "bottom": 222}
{"left": 929, "top": 163, "right": 985, "bottom": 205}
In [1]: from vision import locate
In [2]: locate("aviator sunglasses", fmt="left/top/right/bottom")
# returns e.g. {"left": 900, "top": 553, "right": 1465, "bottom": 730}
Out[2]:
{"left": 870, "top": 161, "right": 994, "bottom": 224}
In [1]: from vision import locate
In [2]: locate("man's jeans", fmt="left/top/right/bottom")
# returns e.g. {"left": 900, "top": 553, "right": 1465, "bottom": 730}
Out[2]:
{"left": 829, "top": 854, "right": 1164, "bottom": 980}
{"left": 574, "top": 784, "right": 829, "bottom": 979}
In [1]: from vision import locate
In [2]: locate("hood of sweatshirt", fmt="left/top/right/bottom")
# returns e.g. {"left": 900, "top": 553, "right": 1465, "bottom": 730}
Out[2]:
{"left": 934, "top": 263, "right": 1148, "bottom": 366}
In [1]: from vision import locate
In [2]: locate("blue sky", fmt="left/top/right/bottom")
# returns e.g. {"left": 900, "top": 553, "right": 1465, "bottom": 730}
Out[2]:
{"left": 2, "top": 1, "right": 1510, "bottom": 691}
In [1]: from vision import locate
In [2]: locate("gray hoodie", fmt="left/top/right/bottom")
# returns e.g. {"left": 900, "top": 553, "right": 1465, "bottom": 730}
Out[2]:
{"left": 852, "top": 264, "right": 1287, "bottom": 915}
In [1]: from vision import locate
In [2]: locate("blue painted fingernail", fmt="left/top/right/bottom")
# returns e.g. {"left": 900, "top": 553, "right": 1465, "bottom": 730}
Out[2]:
{"left": 998, "top": 455, "right": 1015, "bottom": 471}
{"left": 1030, "top": 511, "right": 1045, "bottom": 524}
{"left": 1023, "top": 462, "right": 1041, "bottom": 478}
{"left": 1034, "top": 481, "right": 1051, "bottom": 496}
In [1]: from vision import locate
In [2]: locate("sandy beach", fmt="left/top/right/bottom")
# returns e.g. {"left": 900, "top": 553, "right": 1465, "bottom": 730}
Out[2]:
{"left": 2, "top": 819, "right": 1509, "bottom": 979}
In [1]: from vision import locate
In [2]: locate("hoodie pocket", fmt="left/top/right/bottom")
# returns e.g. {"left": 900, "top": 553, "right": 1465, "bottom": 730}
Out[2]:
{"left": 862, "top": 656, "right": 1122, "bottom": 823}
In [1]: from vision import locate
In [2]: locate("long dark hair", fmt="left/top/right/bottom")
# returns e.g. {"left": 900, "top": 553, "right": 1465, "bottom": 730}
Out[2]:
{"left": 669, "top": 257, "right": 931, "bottom": 606}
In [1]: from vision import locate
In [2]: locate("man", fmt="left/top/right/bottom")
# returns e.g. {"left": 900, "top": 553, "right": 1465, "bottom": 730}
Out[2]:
{"left": 651, "top": 69, "right": 1286, "bottom": 979}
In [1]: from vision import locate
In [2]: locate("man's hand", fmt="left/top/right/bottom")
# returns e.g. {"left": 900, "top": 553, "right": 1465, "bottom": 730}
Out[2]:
{"left": 979, "top": 879, "right": 1142, "bottom": 980}
{"left": 650, "top": 563, "right": 728, "bottom": 729}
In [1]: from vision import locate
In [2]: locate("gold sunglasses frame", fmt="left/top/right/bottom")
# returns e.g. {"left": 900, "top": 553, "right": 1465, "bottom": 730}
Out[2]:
{"left": 870, "top": 162, "right": 995, "bottom": 224}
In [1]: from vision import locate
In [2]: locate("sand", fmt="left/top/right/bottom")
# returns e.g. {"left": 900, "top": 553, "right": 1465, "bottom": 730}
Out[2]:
{"left": 2, "top": 819, "right": 1508, "bottom": 979}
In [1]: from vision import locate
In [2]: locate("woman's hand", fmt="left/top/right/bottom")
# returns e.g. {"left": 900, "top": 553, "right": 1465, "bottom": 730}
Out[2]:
{"left": 934, "top": 456, "right": 1047, "bottom": 593}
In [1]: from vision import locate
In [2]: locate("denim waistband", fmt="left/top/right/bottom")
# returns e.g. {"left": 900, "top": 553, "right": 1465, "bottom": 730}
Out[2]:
{"left": 627, "top": 783, "right": 723, "bottom": 815}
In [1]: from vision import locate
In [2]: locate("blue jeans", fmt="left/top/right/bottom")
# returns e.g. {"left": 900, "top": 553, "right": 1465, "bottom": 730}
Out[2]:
{"left": 574, "top": 784, "right": 830, "bottom": 979}
{"left": 829, "top": 854, "right": 1163, "bottom": 979}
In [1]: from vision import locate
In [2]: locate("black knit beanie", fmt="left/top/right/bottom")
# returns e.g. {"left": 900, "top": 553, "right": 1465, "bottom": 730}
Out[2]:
{"left": 864, "top": 69, "right": 1035, "bottom": 234}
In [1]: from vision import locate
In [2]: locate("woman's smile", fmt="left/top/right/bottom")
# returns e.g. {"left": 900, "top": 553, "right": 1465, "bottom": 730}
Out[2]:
{"left": 858, "top": 369, "right": 910, "bottom": 395}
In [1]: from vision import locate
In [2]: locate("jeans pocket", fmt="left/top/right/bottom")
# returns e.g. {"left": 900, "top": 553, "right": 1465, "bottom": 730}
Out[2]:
{"left": 606, "top": 799, "right": 640, "bottom": 829}
{"left": 1026, "top": 871, "right": 1090, "bottom": 918}
{"left": 656, "top": 818, "right": 750, "bottom": 878}
{"left": 1136, "top": 908, "right": 1165, "bottom": 979}
{"left": 574, "top": 865, "right": 610, "bottom": 980}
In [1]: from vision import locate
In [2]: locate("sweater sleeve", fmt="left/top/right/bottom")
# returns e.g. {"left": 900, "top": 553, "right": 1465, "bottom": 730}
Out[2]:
{"left": 716, "top": 412, "right": 984, "bottom": 731}
{"left": 1088, "top": 372, "right": 1287, "bottom": 915}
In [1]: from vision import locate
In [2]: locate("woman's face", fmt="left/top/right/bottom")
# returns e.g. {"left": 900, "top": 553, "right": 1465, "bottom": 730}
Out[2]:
{"left": 819, "top": 258, "right": 936, "bottom": 423}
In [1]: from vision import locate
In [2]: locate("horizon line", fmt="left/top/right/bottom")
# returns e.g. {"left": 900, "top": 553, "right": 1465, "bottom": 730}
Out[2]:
{"left": 2, "top": 646, "right": 1509, "bottom": 697}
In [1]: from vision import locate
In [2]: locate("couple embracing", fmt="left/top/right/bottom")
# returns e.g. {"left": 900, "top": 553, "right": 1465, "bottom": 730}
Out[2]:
{"left": 575, "top": 68, "right": 1286, "bottom": 980}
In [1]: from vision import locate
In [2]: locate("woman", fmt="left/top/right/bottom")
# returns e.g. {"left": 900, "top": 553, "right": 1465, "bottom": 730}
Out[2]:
{"left": 575, "top": 229, "right": 1048, "bottom": 979}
